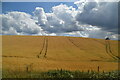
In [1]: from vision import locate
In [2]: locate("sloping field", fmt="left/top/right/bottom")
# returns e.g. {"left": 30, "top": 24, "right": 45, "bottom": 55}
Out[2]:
{"left": 2, "top": 35, "right": 119, "bottom": 72}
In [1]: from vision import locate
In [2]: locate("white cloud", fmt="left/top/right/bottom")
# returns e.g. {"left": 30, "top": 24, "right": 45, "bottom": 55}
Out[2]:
{"left": 3, "top": 27, "right": 18, "bottom": 35}
{"left": 75, "top": 0, "right": 118, "bottom": 33}
{"left": 1, "top": 11, "right": 45, "bottom": 35}
{"left": 33, "top": 4, "right": 90, "bottom": 33}
{"left": 33, "top": 7, "right": 47, "bottom": 26}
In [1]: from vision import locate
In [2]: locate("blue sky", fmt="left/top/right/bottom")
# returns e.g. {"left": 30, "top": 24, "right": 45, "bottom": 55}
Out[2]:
{"left": 2, "top": 2, "right": 78, "bottom": 15}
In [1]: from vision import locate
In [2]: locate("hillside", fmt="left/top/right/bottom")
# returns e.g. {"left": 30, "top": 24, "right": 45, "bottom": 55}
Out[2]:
{"left": 2, "top": 35, "right": 119, "bottom": 72}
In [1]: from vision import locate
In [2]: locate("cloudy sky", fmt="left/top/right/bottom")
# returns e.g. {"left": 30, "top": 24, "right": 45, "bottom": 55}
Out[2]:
{"left": 1, "top": 0, "right": 119, "bottom": 40}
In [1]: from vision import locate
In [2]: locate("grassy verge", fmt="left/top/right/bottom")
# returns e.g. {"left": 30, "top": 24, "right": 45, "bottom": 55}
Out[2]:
{"left": 2, "top": 69, "right": 120, "bottom": 79}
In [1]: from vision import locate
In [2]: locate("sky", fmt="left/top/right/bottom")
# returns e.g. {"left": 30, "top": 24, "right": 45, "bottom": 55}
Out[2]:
{"left": 1, "top": 0, "right": 119, "bottom": 40}
{"left": 2, "top": 2, "right": 78, "bottom": 14}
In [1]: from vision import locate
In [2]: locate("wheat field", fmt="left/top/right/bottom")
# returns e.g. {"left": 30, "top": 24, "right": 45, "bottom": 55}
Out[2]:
{"left": 2, "top": 35, "right": 119, "bottom": 72}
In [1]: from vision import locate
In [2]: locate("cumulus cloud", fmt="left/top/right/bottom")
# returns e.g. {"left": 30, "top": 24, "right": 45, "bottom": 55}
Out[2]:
{"left": 1, "top": 1, "right": 119, "bottom": 40}
{"left": 33, "top": 7, "right": 47, "bottom": 26}
{"left": 33, "top": 4, "right": 101, "bottom": 34}
{"left": 75, "top": 0, "right": 118, "bottom": 33}
{"left": 33, "top": 4, "right": 84, "bottom": 33}
{"left": 1, "top": 11, "right": 45, "bottom": 35}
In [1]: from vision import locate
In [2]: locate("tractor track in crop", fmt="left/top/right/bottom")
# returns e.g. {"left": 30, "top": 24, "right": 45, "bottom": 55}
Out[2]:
{"left": 44, "top": 37, "right": 48, "bottom": 58}
{"left": 39, "top": 37, "right": 46, "bottom": 55}
{"left": 105, "top": 40, "right": 119, "bottom": 60}
{"left": 67, "top": 37, "right": 86, "bottom": 51}
{"left": 67, "top": 37, "right": 79, "bottom": 48}
{"left": 2, "top": 55, "right": 31, "bottom": 58}
{"left": 89, "top": 39, "right": 119, "bottom": 60}
{"left": 68, "top": 37, "right": 119, "bottom": 60}
{"left": 37, "top": 37, "right": 48, "bottom": 58}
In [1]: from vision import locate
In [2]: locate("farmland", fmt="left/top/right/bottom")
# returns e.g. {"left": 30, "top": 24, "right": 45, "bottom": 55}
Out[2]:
{"left": 2, "top": 35, "right": 119, "bottom": 78}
